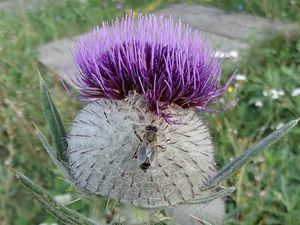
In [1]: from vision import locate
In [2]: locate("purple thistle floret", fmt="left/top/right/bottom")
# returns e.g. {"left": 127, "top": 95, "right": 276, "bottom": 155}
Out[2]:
{"left": 72, "top": 14, "right": 235, "bottom": 115}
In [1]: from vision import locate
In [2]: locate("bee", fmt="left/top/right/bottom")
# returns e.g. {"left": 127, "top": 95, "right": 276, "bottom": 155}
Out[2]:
{"left": 134, "top": 125, "right": 158, "bottom": 172}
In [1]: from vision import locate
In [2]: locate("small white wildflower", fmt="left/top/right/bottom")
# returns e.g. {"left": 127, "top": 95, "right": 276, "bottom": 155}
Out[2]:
{"left": 270, "top": 90, "right": 279, "bottom": 99}
{"left": 54, "top": 194, "right": 72, "bottom": 205}
{"left": 263, "top": 90, "right": 268, "bottom": 97}
{"left": 235, "top": 74, "right": 247, "bottom": 81}
{"left": 291, "top": 88, "right": 300, "bottom": 97}
{"left": 270, "top": 89, "right": 285, "bottom": 99}
{"left": 4, "top": 159, "right": 11, "bottom": 166}
{"left": 276, "top": 122, "right": 284, "bottom": 130}
{"left": 277, "top": 90, "right": 285, "bottom": 96}
{"left": 227, "top": 50, "right": 239, "bottom": 58}
{"left": 214, "top": 50, "right": 239, "bottom": 59}
{"left": 39, "top": 223, "right": 49, "bottom": 225}
{"left": 214, "top": 50, "right": 227, "bottom": 58}
{"left": 254, "top": 100, "right": 263, "bottom": 108}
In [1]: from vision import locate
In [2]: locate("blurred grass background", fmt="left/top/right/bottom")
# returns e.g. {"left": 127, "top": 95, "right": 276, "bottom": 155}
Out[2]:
{"left": 0, "top": 0, "right": 299, "bottom": 224}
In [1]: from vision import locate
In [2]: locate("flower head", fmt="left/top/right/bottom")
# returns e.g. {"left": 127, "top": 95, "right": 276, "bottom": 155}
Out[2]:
{"left": 66, "top": 14, "right": 233, "bottom": 208}
{"left": 72, "top": 14, "right": 234, "bottom": 115}
{"left": 67, "top": 94, "right": 216, "bottom": 208}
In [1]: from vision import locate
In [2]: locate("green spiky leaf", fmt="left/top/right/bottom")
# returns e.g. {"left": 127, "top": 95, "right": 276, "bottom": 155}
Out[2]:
{"left": 16, "top": 172, "right": 95, "bottom": 225}
{"left": 39, "top": 75, "right": 68, "bottom": 163}
{"left": 203, "top": 118, "right": 299, "bottom": 191}
{"left": 35, "top": 125, "right": 72, "bottom": 181}
{"left": 187, "top": 186, "right": 235, "bottom": 205}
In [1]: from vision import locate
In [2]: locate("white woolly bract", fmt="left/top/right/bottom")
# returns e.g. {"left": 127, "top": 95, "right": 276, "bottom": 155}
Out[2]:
{"left": 67, "top": 94, "right": 216, "bottom": 208}
{"left": 170, "top": 198, "right": 225, "bottom": 225}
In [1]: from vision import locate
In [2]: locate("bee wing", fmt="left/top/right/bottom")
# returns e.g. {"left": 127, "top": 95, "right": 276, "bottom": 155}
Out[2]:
{"left": 146, "top": 144, "right": 156, "bottom": 161}
{"left": 137, "top": 143, "right": 154, "bottom": 165}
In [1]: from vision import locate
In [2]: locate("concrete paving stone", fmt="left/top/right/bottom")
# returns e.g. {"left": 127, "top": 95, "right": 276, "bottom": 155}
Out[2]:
{"left": 38, "top": 38, "right": 77, "bottom": 82}
{"left": 0, "top": 0, "right": 43, "bottom": 11}
{"left": 200, "top": 32, "right": 248, "bottom": 52}
{"left": 156, "top": 3, "right": 296, "bottom": 41}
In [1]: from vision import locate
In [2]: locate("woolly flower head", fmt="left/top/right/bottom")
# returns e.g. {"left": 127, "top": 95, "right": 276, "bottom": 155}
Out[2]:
{"left": 66, "top": 14, "right": 234, "bottom": 208}
{"left": 72, "top": 14, "right": 234, "bottom": 115}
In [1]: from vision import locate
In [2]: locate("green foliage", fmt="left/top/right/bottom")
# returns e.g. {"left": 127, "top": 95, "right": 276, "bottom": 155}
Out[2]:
{"left": 210, "top": 31, "right": 300, "bottom": 225}
{"left": 40, "top": 75, "right": 68, "bottom": 163}
{"left": 0, "top": 0, "right": 299, "bottom": 225}
{"left": 35, "top": 126, "right": 72, "bottom": 182}
{"left": 16, "top": 172, "right": 95, "bottom": 225}
{"left": 189, "top": 187, "right": 236, "bottom": 204}
{"left": 204, "top": 119, "right": 299, "bottom": 191}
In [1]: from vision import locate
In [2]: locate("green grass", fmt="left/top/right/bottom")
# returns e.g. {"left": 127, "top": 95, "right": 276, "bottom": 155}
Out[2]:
{"left": 212, "top": 31, "right": 300, "bottom": 224}
{"left": 0, "top": 0, "right": 299, "bottom": 224}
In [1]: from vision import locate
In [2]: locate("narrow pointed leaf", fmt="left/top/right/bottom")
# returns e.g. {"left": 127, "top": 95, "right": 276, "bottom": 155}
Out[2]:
{"left": 203, "top": 119, "right": 299, "bottom": 191}
{"left": 35, "top": 125, "right": 73, "bottom": 181}
{"left": 16, "top": 172, "right": 94, "bottom": 225}
{"left": 40, "top": 76, "right": 68, "bottom": 162}
{"left": 187, "top": 186, "right": 235, "bottom": 205}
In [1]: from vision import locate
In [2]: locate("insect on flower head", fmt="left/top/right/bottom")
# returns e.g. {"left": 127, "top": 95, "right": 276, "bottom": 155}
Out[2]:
{"left": 66, "top": 13, "right": 235, "bottom": 208}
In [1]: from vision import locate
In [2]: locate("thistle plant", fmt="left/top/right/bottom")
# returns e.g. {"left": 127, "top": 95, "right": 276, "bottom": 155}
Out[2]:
{"left": 17, "top": 14, "right": 298, "bottom": 225}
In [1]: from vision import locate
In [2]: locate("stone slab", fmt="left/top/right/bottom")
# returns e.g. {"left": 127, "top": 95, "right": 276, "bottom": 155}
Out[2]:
{"left": 0, "top": 0, "right": 41, "bottom": 11}
{"left": 38, "top": 38, "right": 77, "bottom": 82}
{"left": 156, "top": 3, "right": 296, "bottom": 41}
{"left": 201, "top": 32, "right": 248, "bottom": 51}
{"left": 0, "top": 0, "right": 14, "bottom": 11}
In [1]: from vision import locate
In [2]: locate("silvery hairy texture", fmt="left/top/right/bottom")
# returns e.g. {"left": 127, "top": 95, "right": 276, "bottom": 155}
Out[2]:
{"left": 170, "top": 198, "right": 225, "bottom": 225}
{"left": 67, "top": 93, "right": 216, "bottom": 208}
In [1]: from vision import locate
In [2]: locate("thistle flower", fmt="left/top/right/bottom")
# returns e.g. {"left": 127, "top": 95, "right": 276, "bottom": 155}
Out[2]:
{"left": 72, "top": 14, "right": 235, "bottom": 115}
{"left": 66, "top": 14, "right": 235, "bottom": 208}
